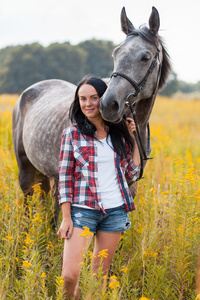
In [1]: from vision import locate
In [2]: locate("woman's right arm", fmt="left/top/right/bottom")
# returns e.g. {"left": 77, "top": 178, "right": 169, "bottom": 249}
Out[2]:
{"left": 57, "top": 202, "right": 73, "bottom": 239}
{"left": 57, "top": 128, "right": 75, "bottom": 239}
{"left": 59, "top": 128, "right": 75, "bottom": 205}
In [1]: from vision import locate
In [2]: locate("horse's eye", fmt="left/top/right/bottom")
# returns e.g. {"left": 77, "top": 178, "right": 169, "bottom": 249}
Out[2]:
{"left": 141, "top": 54, "right": 151, "bottom": 62}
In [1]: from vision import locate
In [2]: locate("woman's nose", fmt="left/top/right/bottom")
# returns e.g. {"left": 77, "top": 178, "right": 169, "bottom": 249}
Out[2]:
{"left": 85, "top": 99, "right": 91, "bottom": 106}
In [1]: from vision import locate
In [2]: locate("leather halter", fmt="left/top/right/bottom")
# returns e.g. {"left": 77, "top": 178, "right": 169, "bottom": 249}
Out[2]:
{"left": 111, "top": 49, "right": 160, "bottom": 98}
{"left": 110, "top": 48, "right": 162, "bottom": 180}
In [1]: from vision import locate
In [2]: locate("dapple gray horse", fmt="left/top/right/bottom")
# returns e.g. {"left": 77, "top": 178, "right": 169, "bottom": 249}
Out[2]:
{"left": 12, "top": 7, "right": 171, "bottom": 225}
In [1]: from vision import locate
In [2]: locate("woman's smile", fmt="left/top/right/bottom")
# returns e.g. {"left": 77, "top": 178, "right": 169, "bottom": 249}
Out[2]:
{"left": 78, "top": 84, "right": 102, "bottom": 122}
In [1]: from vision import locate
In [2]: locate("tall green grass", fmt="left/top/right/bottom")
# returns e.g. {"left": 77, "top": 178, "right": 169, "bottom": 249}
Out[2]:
{"left": 0, "top": 95, "right": 200, "bottom": 299}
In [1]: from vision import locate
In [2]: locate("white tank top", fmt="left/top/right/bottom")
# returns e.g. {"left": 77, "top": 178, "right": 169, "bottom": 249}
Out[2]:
{"left": 72, "top": 135, "right": 124, "bottom": 210}
{"left": 96, "top": 135, "right": 123, "bottom": 209}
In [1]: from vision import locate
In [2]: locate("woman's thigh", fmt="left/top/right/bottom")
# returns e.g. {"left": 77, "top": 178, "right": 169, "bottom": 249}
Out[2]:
{"left": 92, "top": 231, "right": 121, "bottom": 274}
{"left": 62, "top": 227, "right": 94, "bottom": 277}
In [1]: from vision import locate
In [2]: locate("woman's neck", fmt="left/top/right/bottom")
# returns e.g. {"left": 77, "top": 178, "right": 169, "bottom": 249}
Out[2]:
{"left": 88, "top": 117, "right": 107, "bottom": 139}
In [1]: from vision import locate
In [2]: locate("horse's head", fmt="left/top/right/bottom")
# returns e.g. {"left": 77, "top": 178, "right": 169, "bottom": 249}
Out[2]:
{"left": 100, "top": 7, "right": 171, "bottom": 123}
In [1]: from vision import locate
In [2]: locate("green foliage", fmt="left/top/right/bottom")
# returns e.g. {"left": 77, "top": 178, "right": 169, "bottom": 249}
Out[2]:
{"left": 160, "top": 72, "right": 179, "bottom": 96}
{"left": 0, "top": 40, "right": 115, "bottom": 94}
{"left": 161, "top": 72, "right": 200, "bottom": 96}
{"left": 78, "top": 39, "right": 115, "bottom": 77}
{"left": 0, "top": 40, "right": 199, "bottom": 96}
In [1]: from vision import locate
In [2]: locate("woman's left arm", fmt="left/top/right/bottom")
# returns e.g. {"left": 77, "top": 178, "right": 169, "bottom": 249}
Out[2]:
{"left": 125, "top": 117, "right": 141, "bottom": 167}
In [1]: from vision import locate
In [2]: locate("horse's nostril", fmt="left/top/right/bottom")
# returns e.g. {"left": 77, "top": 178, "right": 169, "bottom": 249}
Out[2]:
{"left": 110, "top": 101, "right": 119, "bottom": 113}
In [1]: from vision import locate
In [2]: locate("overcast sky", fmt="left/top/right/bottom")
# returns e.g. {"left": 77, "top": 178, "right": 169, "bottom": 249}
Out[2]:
{"left": 0, "top": 0, "right": 199, "bottom": 83}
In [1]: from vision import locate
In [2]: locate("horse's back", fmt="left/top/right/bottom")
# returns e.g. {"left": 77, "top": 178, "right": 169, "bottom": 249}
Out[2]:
{"left": 13, "top": 79, "right": 76, "bottom": 178}
{"left": 13, "top": 79, "right": 76, "bottom": 116}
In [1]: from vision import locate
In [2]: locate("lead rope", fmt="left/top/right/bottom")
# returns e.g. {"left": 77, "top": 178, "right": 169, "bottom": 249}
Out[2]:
{"left": 129, "top": 103, "right": 153, "bottom": 180}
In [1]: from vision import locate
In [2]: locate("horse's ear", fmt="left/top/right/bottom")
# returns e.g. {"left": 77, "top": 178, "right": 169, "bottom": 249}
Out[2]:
{"left": 149, "top": 6, "right": 160, "bottom": 35}
{"left": 121, "top": 7, "right": 134, "bottom": 35}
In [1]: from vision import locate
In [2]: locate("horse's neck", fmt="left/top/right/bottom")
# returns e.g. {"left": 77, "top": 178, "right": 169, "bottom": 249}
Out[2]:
{"left": 135, "top": 94, "right": 156, "bottom": 130}
{"left": 135, "top": 94, "right": 156, "bottom": 145}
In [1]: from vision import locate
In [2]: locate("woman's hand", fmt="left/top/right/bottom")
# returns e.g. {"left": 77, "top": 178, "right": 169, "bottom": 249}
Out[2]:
{"left": 125, "top": 117, "right": 137, "bottom": 137}
{"left": 126, "top": 117, "right": 140, "bottom": 166}
{"left": 57, "top": 217, "right": 73, "bottom": 240}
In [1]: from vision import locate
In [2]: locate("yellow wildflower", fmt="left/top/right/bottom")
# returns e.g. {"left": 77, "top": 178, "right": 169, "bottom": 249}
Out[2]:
{"left": 160, "top": 190, "right": 170, "bottom": 195}
{"left": 32, "top": 212, "right": 42, "bottom": 223}
{"left": 24, "top": 233, "right": 34, "bottom": 245}
{"left": 140, "top": 197, "right": 146, "bottom": 205}
{"left": 46, "top": 241, "right": 54, "bottom": 249}
{"left": 177, "top": 226, "right": 184, "bottom": 233}
{"left": 88, "top": 250, "right": 96, "bottom": 259}
{"left": 40, "top": 273, "right": 46, "bottom": 278}
{"left": 32, "top": 183, "right": 42, "bottom": 195}
{"left": 3, "top": 230, "right": 14, "bottom": 242}
{"left": 22, "top": 260, "right": 32, "bottom": 268}
{"left": 4, "top": 203, "right": 9, "bottom": 211}
{"left": 149, "top": 188, "right": 157, "bottom": 194}
{"left": 98, "top": 249, "right": 108, "bottom": 258}
{"left": 55, "top": 276, "right": 65, "bottom": 286}
{"left": 136, "top": 223, "right": 144, "bottom": 233}
{"left": 109, "top": 275, "right": 120, "bottom": 289}
{"left": 79, "top": 226, "right": 93, "bottom": 237}
{"left": 143, "top": 250, "right": 158, "bottom": 258}
{"left": 154, "top": 198, "right": 159, "bottom": 205}
{"left": 121, "top": 265, "right": 128, "bottom": 273}
{"left": 139, "top": 297, "right": 150, "bottom": 300}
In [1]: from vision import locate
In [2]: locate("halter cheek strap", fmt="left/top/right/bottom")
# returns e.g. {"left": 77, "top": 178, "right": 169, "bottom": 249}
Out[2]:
{"left": 111, "top": 49, "right": 160, "bottom": 98}
{"left": 128, "top": 103, "right": 153, "bottom": 180}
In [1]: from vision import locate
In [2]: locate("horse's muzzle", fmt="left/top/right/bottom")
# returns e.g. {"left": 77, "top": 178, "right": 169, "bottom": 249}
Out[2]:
{"left": 100, "top": 97, "right": 122, "bottom": 123}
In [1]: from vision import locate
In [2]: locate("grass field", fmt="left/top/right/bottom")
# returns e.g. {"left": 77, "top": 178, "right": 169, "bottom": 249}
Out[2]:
{"left": 0, "top": 94, "right": 200, "bottom": 299}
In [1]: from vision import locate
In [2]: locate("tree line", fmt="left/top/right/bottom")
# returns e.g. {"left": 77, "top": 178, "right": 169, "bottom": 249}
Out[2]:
{"left": 160, "top": 72, "right": 200, "bottom": 96}
{"left": 0, "top": 39, "right": 199, "bottom": 95}
{"left": 0, "top": 40, "right": 114, "bottom": 94}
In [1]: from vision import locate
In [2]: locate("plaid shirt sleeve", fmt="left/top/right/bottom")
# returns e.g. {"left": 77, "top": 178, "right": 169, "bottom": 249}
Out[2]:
{"left": 59, "top": 127, "right": 75, "bottom": 204}
{"left": 124, "top": 143, "right": 140, "bottom": 181}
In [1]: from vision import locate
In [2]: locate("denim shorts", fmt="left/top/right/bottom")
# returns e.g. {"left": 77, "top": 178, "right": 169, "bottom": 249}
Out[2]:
{"left": 71, "top": 205, "right": 131, "bottom": 234}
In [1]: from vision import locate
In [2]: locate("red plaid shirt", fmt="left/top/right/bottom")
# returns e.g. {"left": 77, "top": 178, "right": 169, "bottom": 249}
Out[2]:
{"left": 59, "top": 125, "right": 140, "bottom": 212}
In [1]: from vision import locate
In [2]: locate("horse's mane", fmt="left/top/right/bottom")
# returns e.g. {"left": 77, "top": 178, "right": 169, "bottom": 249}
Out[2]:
{"left": 128, "top": 26, "right": 172, "bottom": 90}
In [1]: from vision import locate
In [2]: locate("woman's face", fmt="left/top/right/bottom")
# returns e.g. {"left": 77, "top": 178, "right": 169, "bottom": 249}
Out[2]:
{"left": 78, "top": 84, "right": 102, "bottom": 122}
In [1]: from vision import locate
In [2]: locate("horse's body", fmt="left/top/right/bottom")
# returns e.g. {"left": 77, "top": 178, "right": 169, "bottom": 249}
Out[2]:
{"left": 13, "top": 79, "right": 76, "bottom": 222}
{"left": 12, "top": 7, "right": 171, "bottom": 224}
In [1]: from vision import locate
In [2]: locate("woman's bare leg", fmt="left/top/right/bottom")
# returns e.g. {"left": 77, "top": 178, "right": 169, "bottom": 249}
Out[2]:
{"left": 62, "top": 227, "right": 93, "bottom": 300}
{"left": 91, "top": 231, "right": 121, "bottom": 276}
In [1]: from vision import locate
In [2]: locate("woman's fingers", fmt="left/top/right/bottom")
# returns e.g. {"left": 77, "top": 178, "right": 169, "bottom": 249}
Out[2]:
{"left": 126, "top": 117, "right": 136, "bottom": 133}
{"left": 57, "top": 219, "right": 74, "bottom": 239}
{"left": 67, "top": 224, "right": 73, "bottom": 239}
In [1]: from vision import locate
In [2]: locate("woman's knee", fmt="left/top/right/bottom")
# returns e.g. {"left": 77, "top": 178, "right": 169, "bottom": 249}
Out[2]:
{"left": 62, "top": 269, "right": 79, "bottom": 285}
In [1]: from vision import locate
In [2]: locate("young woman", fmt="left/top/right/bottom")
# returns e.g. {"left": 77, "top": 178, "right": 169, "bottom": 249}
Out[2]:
{"left": 57, "top": 75, "right": 140, "bottom": 299}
